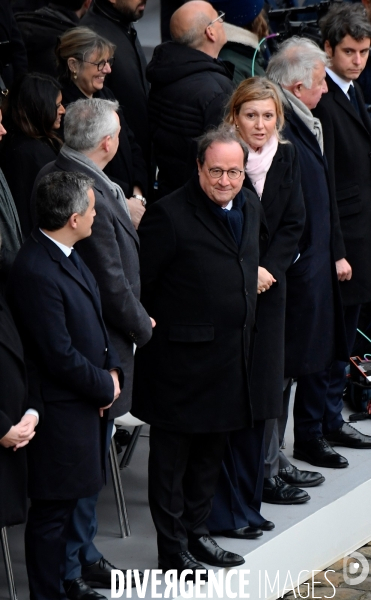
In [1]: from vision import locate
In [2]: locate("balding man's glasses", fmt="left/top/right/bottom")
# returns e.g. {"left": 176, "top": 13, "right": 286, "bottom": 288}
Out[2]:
{"left": 81, "top": 57, "right": 115, "bottom": 71}
{"left": 208, "top": 168, "right": 243, "bottom": 180}
{"left": 206, "top": 11, "right": 225, "bottom": 29}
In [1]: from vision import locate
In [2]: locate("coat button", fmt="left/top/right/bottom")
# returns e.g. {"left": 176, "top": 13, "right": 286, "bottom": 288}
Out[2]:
{"left": 245, "top": 289, "right": 248, "bottom": 295}
{"left": 240, "top": 258, "right": 244, "bottom": 262}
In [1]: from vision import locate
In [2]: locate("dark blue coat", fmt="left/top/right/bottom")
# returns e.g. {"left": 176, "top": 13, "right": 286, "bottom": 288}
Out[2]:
{"left": 282, "top": 107, "right": 347, "bottom": 376}
{"left": 7, "top": 229, "right": 122, "bottom": 500}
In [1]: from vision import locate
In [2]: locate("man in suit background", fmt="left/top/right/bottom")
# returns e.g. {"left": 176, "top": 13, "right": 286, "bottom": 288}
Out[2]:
{"left": 34, "top": 98, "right": 153, "bottom": 598}
{"left": 7, "top": 171, "right": 122, "bottom": 600}
{"left": 132, "top": 126, "right": 265, "bottom": 579}
{"left": 266, "top": 37, "right": 349, "bottom": 472}
{"left": 313, "top": 3, "right": 371, "bottom": 451}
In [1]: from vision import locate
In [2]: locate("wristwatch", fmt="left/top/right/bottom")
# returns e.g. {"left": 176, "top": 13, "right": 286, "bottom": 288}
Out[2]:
{"left": 132, "top": 194, "right": 147, "bottom": 206}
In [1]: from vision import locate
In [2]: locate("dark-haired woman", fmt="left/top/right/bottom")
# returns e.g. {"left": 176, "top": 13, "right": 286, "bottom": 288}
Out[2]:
{"left": 0, "top": 73, "right": 65, "bottom": 237}
{"left": 56, "top": 27, "right": 148, "bottom": 226}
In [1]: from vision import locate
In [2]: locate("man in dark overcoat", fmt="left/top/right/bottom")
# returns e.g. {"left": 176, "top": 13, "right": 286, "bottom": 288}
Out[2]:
{"left": 147, "top": 0, "right": 233, "bottom": 198}
{"left": 132, "top": 126, "right": 265, "bottom": 579}
{"left": 7, "top": 171, "right": 122, "bottom": 600}
{"left": 81, "top": 0, "right": 150, "bottom": 165}
{"left": 267, "top": 37, "right": 350, "bottom": 471}
{"left": 312, "top": 3, "right": 371, "bottom": 450}
{"left": 33, "top": 98, "right": 152, "bottom": 596}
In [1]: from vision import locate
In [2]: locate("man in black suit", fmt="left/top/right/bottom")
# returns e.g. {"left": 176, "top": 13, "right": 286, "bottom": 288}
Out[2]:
{"left": 266, "top": 36, "right": 350, "bottom": 471}
{"left": 7, "top": 171, "right": 122, "bottom": 600}
{"left": 313, "top": 3, "right": 371, "bottom": 451}
{"left": 132, "top": 126, "right": 265, "bottom": 579}
{"left": 33, "top": 98, "right": 152, "bottom": 598}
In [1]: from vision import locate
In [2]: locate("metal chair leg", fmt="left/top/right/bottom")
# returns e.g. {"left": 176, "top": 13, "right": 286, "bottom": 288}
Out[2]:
{"left": 109, "top": 440, "right": 131, "bottom": 538}
{"left": 1, "top": 527, "right": 18, "bottom": 600}
{"left": 119, "top": 425, "right": 143, "bottom": 469}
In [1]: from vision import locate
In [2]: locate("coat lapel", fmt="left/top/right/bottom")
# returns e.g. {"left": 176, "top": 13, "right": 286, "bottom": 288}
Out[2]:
{"left": 327, "top": 76, "right": 371, "bottom": 134}
{"left": 260, "top": 146, "right": 290, "bottom": 212}
{"left": 185, "top": 178, "right": 238, "bottom": 254}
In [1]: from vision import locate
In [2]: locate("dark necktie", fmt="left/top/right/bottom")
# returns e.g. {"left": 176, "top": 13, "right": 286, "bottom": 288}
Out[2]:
{"left": 348, "top": 85, "right": 360, "bottom": 116}
{"left": 69, "top": 248, "right": 82, "bottom": 272}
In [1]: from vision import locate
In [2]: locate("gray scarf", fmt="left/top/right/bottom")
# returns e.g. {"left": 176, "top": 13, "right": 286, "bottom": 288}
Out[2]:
{"left": 60, "top": 144, "right": 130, "bottom": 216}
{"left": 281, "top": 88, "right": 324, "bottom": 154}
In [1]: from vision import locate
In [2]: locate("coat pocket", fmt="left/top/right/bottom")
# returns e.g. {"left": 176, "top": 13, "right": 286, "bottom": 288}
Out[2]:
{"left": 168, "top": 323, "right": 214, "bottom": 343}
{"left": 337, "top": 185, "right": 361, "bottom": 217}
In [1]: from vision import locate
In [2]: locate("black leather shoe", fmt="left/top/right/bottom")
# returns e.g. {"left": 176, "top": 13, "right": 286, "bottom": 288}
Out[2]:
{"left": 158, "top": 550, "right": 208, "bottom": 581}
{"left": 279, "top": 463, "right": 325, "bottom": 487}
{"left": 325, "top": 422, "right": 371, "bottom": 448}
{"left": 64, "top": 578, "right": 106, "bottom": 600}
{"left": 294, "top": 437, "right": 349, "bottom": 468}
{"left": 188, "top": 535, "right": 245, "bottom": 567}
{"left": 220, "top": 527, "right": 263, "bottom": 539}
{"left": 260, "top": 520, "right": 275, "bottom": 531}
{"left": 82, "top": 557, "right": 142, "bottom": 589}
{"left": 262, "top": 476, "right": 310, "bottom": 504}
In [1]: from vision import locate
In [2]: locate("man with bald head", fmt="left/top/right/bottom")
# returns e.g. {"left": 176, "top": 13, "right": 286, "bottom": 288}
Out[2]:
{"left": 147, "top": 0, "right": 233, "bottom": 197}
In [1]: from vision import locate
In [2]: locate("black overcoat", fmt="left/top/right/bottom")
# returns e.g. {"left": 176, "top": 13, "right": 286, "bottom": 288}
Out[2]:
{"left": 81, "top": 0, "right": 150, "bottom": 163}
{"left": 0, "top": 295, "right": 28, "bottom": 527}
{"left": 33, "top": 152, "right": 153, "bottom": 418}
{"left": 0, "top": 132, "right": 57, "bottom": 238}
{"left": 313, "top": 76, "right": 371, "bottom": 307}
{"left": 245, "top": 143, "right": 305, "bottom": 420}
{"left": 7, "top": 229, "right": 122, "bottom": 500}
{"left": 283, "top": 107, "right": 347, "bottom": 376}
{"left": 132, "top": 176, "right": 265, "bottom": 433}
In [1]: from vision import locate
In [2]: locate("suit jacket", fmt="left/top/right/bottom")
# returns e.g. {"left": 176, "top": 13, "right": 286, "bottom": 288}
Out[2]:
{"left": 283, "top": 107, "right": 348, "bottom": 376}
{"left": 244, "top": 142, "right": 306, "bottom": 420}
{"left": 7, "top": 229, "right": 122, "bottom": 499}
{"left": 313, "top": 76, "right": 371, "bottom": 306}
{"left": 0, "top": 294, "right": 28, "bottom": 527}
{"left": 132, "top": 175, "right": 266, "bottom": 432}
{"left": 33, "top": 151, "right": 153, "bottom": 417}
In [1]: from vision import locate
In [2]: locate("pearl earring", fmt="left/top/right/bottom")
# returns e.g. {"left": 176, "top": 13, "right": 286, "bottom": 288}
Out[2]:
{"left": 73, "top": 72, "right": 77, "bottom": 80}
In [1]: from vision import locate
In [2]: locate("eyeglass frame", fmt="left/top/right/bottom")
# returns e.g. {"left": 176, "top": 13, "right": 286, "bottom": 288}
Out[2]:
{"left": 79, "top": 55, "right": 115, "bottom": 71}
{"left": 205, "top": 10, "right": 225, "bottom": 32}
{"left": 208, "top": 167, "right": 244, "bottom": 180}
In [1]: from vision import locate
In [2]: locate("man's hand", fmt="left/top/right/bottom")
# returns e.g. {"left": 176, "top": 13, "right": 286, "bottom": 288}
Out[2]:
{"left": 257, "top": 266, "right": 276, "bottom": 294}
{"left": 150, "top": 317, "right": 156, "bottom": 328}
{"left": 336, "top": 258, "right": 352, "bottom": 281}
{"left": 110, "top": 369, "right": 121, "bottom": 401}
{"left": 19, "top": 414, "right": 38, "bottom": 437}
{"left": 127, "top": 197, "right": 146, "bottom": 229}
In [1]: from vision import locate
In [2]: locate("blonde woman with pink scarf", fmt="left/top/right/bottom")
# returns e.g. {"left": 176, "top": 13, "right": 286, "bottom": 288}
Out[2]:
{"left": 207, "top": 77, "right": 306, "bottom": 538}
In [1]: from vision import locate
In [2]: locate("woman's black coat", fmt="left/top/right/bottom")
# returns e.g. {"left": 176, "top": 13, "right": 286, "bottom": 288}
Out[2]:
{"left": 0, "top": 131, "right": 57, "bottom": 238}
{"left": 61, "top": 82, "right": 148, "bottom": 197}
{"left": 244, "top": 142, "right": 306, "bottom": 420}
{"left": 0, "top": 295, "right": 28, "bottom": 528}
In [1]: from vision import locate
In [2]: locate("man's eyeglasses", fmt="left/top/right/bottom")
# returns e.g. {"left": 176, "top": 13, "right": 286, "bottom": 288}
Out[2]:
{"left": 206, "top": 10, "right": 225, "bottom": 30}
{"left": 208, "top": 167, "right": 244, "bottom": 180}
{"left": 81, "top": 57, "right": 115, "bottom": 71}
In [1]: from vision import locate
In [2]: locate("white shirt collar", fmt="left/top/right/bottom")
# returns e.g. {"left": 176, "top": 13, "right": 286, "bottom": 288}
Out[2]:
{"left": 223, "top": 200, "right": 233, "bottom": 211}
{"left": 40, "top": 228, "right": 73, "bottom": 257}
{"left": 326, "top": 67, "right": 354, "bottom": 97}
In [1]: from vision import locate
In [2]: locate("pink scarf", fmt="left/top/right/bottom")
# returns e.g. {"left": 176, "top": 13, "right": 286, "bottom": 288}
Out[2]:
{"left": 245, "top": 134, "right": 279, "bottom": 199}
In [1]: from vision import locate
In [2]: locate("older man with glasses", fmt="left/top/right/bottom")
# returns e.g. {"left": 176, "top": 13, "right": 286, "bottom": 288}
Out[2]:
{"left": 132, "top": 125, "right": 266, "bottom": 580}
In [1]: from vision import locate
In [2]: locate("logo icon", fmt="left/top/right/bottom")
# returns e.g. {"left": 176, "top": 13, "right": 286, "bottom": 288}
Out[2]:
{"left": 343, "top": 551, "right": 369, "bottom": 585}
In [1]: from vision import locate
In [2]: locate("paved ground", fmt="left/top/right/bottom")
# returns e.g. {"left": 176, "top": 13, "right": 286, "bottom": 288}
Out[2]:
{"left": 284, "top": 542, "right": 371, "bottom": 599}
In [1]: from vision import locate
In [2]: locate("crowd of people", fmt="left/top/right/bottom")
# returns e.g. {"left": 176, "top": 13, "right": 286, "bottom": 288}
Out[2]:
{"left": 2, "top": 0, "right": 371, "bottom": 597}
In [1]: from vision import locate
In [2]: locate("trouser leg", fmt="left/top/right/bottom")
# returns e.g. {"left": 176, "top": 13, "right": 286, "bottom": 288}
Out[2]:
{"left": 323, "top": 304, "right": 361, "bottom": 434}
{"left": 294, "top": 370, "right": 331, "bottom": 441}
{"left": 25, "top": 498, "right": 77, "bottom": 600}
{"left": 148, "top": 427, "right": 226, "bottom": 555}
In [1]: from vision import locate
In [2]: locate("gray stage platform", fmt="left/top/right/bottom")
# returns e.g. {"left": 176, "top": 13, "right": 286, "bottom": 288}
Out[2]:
{"left": 2, "top": 386, "right": 371, "bottom": 600}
